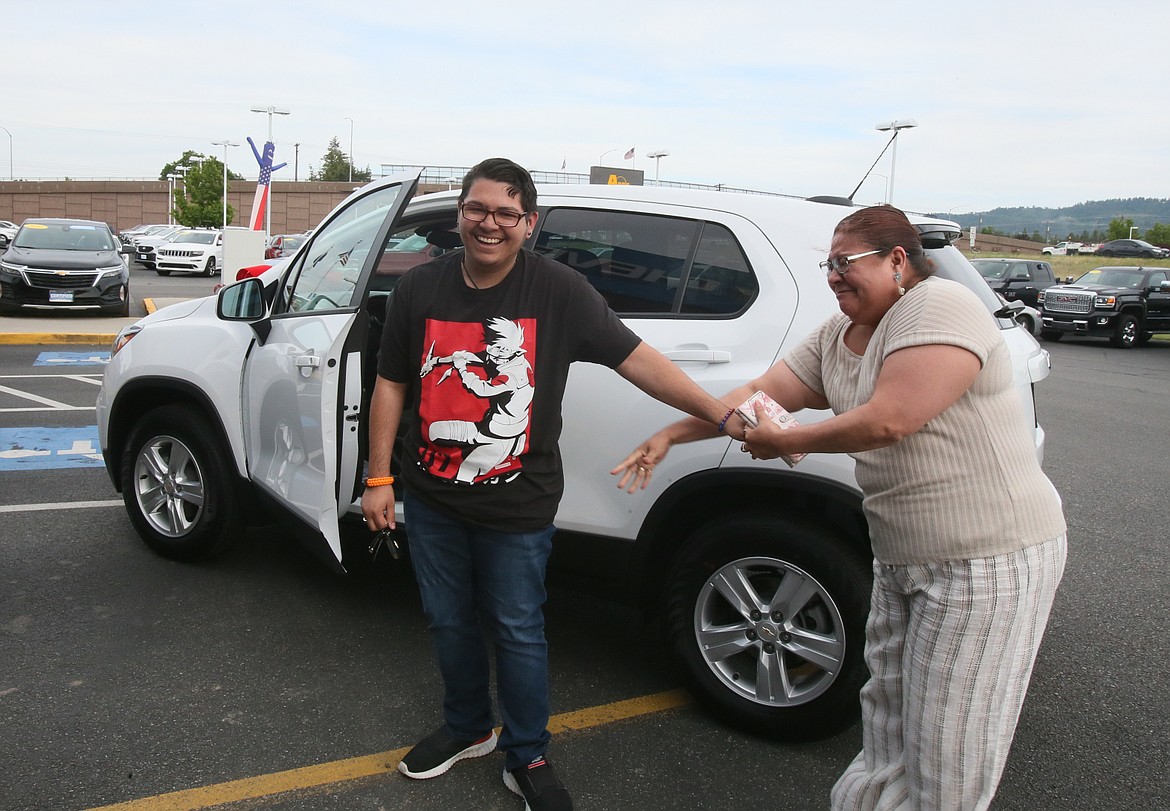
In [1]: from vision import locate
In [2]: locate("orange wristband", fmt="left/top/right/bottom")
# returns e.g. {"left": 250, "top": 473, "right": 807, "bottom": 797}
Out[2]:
{"left": 365, "top": 475, "right": 395, "bottom": 487}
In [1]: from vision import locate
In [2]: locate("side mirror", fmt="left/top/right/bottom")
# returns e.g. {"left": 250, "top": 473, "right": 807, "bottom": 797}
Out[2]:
{"left": 218, "top": 277, "right": 265, "bottom": 320}
{"left": 994, "top": 299, "right": 1026, "bottom": 319}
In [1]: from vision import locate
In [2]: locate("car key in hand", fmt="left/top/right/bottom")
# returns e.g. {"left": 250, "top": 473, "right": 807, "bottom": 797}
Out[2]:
{"left": 369, "top": 528, "right": 401, "bottom": 561}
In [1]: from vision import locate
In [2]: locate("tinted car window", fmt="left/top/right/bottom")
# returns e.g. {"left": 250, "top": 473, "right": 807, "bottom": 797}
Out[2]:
{"left": 680, "top": 222, "right": 757, "bottom": 314}
{"left": 534, "top": 208, "right": 757, "bottom": 316}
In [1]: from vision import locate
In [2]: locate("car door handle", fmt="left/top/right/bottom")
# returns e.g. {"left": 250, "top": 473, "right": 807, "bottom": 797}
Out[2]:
{"left": 663, "top": 350, "right": 732, "bottom": 364}
{"left": 295, "top": 354, "right": 320, "bottom": 377}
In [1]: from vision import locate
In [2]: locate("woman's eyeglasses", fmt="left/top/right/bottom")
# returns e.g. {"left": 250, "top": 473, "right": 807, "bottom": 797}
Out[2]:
{"left": 459, "top": 203, "right": 529, "bottom": 228}
{"left": 818, "top": 249, "right": 886, "bottom": 277}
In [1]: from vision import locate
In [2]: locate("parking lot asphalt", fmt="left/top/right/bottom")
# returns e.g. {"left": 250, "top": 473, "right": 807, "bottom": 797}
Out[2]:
{"left": 0, "top": 297, "right": 186, "bottom": 345}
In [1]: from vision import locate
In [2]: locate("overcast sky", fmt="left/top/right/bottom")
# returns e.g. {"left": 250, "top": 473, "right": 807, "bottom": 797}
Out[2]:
{"left": 4, "top": 1, "right": 1167, "bottom": 214}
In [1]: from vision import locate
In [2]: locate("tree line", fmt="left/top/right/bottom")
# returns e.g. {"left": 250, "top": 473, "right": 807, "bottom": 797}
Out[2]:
{"left": 979, "top": 218, "right": 1170, "bottom": 247}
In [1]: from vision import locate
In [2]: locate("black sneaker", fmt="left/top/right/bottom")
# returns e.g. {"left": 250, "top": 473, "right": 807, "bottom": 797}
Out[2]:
{"left": 502, "top": 756, "right": 573, "bottom": 811}
{"left": 396, "top": 726, "right": 498, "bottom": 779}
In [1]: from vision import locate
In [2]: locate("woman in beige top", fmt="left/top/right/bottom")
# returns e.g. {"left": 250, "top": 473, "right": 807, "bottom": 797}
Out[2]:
{"left": 614, "top": 205, "right": 1067, "bottom": 810}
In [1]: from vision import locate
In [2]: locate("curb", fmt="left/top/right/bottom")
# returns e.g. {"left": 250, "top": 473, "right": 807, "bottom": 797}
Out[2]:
{"left": 0, "top": 298, "right": 157, "bottom": 347}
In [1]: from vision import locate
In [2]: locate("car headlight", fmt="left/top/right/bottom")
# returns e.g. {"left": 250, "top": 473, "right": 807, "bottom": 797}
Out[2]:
{"left": 97, "top": 264, "right": 127, "bottom": 279}
{"left": 111, "top": 323, "right": 143, "bottom": 357}
{"left": 1094, "top": 295, "right": 1116, "bottom": 308}
{"left": 1, "top": 260, "right": 27, "bottom": 274}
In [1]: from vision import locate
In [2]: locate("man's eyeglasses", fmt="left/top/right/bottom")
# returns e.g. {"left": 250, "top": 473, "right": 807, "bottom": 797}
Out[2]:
{"left": 459, "top": 203, "right": 529, "bottom": 228}
{"left": 818, "top": 249, "right": 887, "bottom": 277}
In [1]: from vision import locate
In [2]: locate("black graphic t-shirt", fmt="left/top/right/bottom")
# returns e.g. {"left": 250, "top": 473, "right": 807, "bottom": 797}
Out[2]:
{"left": 379, "top": 249, "right": 641, "bottom": 531}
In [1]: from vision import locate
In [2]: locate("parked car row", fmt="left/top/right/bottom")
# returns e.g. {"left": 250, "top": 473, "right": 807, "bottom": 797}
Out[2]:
{"left": 0, "top": 218, "right": 130, "bottom": 315}
{"left": 972, "top": 252, "right": 1170, "bottom": 347}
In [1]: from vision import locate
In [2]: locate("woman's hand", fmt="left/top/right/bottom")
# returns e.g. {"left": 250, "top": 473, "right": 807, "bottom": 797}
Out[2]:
{"left": 739, "top": 403, "right": 798, "bottom": 461}
{"left": 611, "top": 431, "right": 673, "bottom": 493}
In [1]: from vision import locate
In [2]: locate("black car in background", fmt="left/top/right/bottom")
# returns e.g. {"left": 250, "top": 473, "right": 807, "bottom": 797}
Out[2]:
{"left": 0, "top": 218, "right": 130, "bottom": 315}
{"left": 1096, "top": 239, "right": 1169, "bottom": 258}
{"left": 970, "top": 258, "right": 1057, "bottom": 308}
{"left": 1038, "top": 265, "right": 1170, "bottom": 347}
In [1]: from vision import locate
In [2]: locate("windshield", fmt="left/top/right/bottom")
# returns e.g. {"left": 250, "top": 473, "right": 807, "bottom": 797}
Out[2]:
{"left": 1075, "top": 268, "right": 1146, "bottom": 288}
{"left": 970, "top": 260, "right": 1007, "bottom": 280}
{"left": 13, "top": 222, "right": 114, "bottom": 251}
{"left": 174, "top": 231, "right": 218, "bottom": 245}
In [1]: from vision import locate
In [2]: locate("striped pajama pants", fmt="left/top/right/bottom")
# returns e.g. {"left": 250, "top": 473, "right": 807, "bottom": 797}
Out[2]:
{"left": 831, "top": 535, "right": 1067, "bottom": 811}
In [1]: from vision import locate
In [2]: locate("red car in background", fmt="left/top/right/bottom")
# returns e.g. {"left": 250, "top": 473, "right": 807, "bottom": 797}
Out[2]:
{"left": 264, "top": 233, "right": 308, "bottom": 260}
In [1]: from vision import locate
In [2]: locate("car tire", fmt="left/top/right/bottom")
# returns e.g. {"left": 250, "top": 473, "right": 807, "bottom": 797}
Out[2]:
{"left": 204, "top": 256, "right": 217, "bottom": 277}
{"left": 664, "top": 513, "right": 871, "bottom": 742}
{"left": 156, "top": 269, "right": 171, "bottom": 276}
{"left": 1017, "top": 314, "right": 1036, "bottom": 334}
{"left": 1039, "top": 329, "right": 1063, "bottom": 342}
{"left": 1141, "top": 251, "right": 1154, "bottom": 258}
{"left": 1111, "top": 314, "right": 1139, "bottom": 348}
{"left": 120, "top": 404, "right": 243, "bottom": 561}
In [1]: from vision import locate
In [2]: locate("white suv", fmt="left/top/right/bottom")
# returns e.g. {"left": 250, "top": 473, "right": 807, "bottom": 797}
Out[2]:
{"left": 97, "top": 173, "right": 1051, "bottom": 741}
{"left": 154, "top": 229, "right": 222, "bottom": 276}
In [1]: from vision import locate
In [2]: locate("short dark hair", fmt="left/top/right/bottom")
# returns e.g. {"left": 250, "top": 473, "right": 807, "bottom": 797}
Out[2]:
{"left": 835, "top": 205, "right": 934, "bottom": 278}
{"left": 460, "top": 158, "right": 537, "bottom": 213}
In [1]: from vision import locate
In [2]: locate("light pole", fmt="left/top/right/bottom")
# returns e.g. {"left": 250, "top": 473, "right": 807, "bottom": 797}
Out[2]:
{"left": 646, "top": 150, "right": 669, "bottom": 183}
{"left": 250, "top": 105, "right": 290, "bottom": 235}
{"left": 165, "top": 173, "right": 179, "bottom": 225}
{"left": 0, "top": 125, "right": 11, "bottom": 180}
{"left": 874, "top": 119, "right": 917, "bottom": 204}
{"left": 599, "top": 148, "right": 620, "bottom": 165}
{"left": 1129, "top": 226, "right": 1139, "bottom": 239}
{"left": 211, "top": 140, "right": 240, "bottom": 229}
{"left": 870, "top": 173, "right": 889, "bottom": 204}
{"left": 344, "top": 117, "right": 354, "bottom": 183}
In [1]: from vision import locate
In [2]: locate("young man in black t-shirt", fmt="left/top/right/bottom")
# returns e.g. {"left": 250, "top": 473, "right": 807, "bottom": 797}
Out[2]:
{"left": 362, "top": 158, "right": 739, "bottom": 811}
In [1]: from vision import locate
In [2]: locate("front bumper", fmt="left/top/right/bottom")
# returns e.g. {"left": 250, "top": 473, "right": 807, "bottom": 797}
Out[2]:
{"left": 1040, "top": 313, "right": 1118, "bottom": 336}
{"left": 0, "top": 273, "right": 129, "bottom": 312}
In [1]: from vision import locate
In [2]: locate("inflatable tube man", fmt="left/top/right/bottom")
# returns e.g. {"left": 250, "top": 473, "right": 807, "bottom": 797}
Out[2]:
{"left": 246, "top": 136, "right": 288, "bottom": 232}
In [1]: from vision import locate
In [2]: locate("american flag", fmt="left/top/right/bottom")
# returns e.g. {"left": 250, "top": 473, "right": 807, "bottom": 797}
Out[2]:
{"left": 624, "top": 146, "right": 635, "bottom": 160}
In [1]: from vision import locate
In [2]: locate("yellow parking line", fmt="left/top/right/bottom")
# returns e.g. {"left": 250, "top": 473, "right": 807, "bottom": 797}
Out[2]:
{"left": 84, "top": 689, "right": 692, "bottom": 811}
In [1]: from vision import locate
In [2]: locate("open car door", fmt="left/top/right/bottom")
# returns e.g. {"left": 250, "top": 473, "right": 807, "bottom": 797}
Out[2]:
{"left": 242, "top": 172, "right": 420, "bottom": 566}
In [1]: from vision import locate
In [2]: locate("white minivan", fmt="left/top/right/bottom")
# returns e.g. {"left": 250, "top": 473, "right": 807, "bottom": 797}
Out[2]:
{"left": 98, "top": 172, "right": 1051, "bottom": 741}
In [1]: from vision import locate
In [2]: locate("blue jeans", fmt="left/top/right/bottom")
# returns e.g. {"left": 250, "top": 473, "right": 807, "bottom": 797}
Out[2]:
{"left": 404, "top": 491, "right": 555, "bottom": 770}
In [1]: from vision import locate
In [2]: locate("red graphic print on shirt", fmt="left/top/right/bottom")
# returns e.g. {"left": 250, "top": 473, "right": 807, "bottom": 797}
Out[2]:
{"left": 416, "top": 316, "right": 536, "bottom": 485}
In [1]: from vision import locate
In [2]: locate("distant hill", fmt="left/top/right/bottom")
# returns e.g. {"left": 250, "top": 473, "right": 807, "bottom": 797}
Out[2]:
{"left": 927, "top": 198, "right": 1170, "bottom": 240}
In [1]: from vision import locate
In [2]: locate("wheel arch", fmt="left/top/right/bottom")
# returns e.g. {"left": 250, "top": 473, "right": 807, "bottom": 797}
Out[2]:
{"left": 104, "top": 377, "right": 246, "bottom": 493}
{"left": 630, "top": 467, "right": 869, "bottom": 606}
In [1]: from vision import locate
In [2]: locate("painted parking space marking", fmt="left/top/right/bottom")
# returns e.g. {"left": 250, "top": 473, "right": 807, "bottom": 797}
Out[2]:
{"left": 84, "top": 689, "right": 692, "bottom": 811}
{"left": 0, "top": 374, "right": 101, "bottom": 412}
{"left": 0, "top": 499, "right": 122, "bottom": 513}
{"left": 0, "top": 426, "right": 104, "bottom": 469}
{"left": 34, "top": 351, "right": 110, "bottom": 366}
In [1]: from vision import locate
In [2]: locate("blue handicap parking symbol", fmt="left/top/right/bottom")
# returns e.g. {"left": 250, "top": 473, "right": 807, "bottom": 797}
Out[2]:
{"left": 0, "top": 426, "right": 105, "bottom": 470}
{"left": 34, "top": 351, "right": 110, "bottom": 367}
